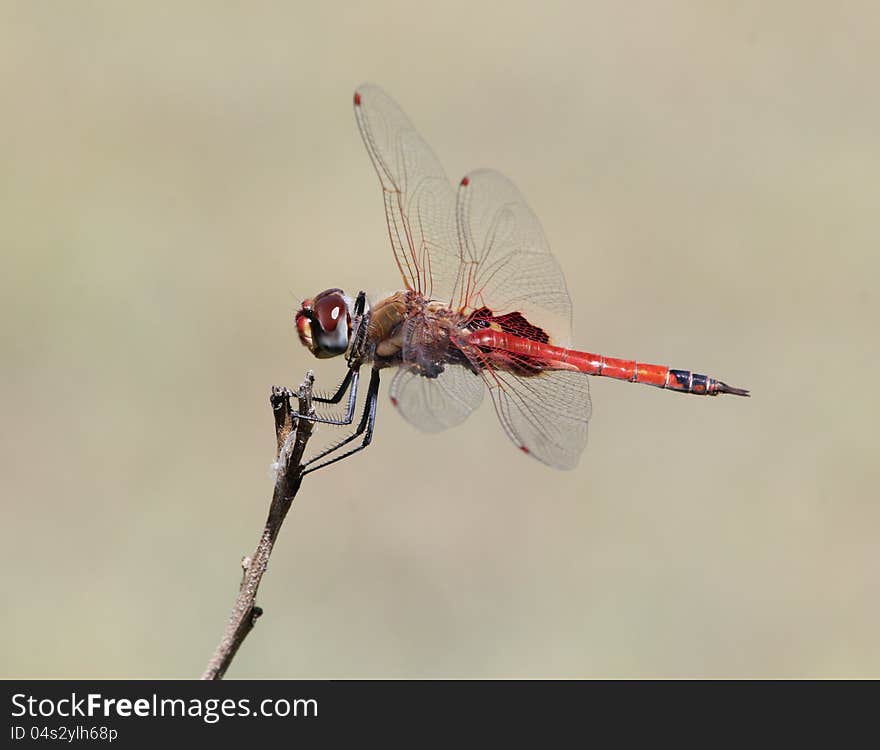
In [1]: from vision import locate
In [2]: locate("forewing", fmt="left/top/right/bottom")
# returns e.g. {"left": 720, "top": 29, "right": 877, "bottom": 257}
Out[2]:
{"left": 455, "top": 169, "right": 573, "bottom": 347}
{"left": 389, "top": 364, "right": 484, "bottom": 433}
{"left": 353, "top": 84, "right": 460, "bottom": 299}
{"left": 483, "top": 367, "right": 591, "bottom": 469}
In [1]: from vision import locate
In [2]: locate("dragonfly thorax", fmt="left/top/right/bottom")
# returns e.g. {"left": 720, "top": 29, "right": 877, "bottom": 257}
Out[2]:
{"left": 365, "top": 291, "right": 465, "bottom": 377}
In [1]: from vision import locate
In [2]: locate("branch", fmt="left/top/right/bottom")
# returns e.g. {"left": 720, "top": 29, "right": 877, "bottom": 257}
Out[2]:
{"left": 201, "top": 371, "right": 316, "bottom": 680}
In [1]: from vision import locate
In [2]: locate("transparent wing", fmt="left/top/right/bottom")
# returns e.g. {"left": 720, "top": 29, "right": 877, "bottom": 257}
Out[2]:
{"left": 483, "top": 367, "right": 591, "bottom": 469}
{"left": 353, "top": 84, "right": 460, "bottom": 299}
{"left": 354, "top": 89, "right": 573, "bottom": 348}
{"left": 389, "top": 364, "right": 484, "bottom": 433}
{"left": 455, "top": 169, "right": 573, "bottom": 347}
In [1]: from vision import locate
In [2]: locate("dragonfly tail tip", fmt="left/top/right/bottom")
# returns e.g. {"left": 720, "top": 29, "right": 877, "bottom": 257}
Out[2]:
{"left": 716, "top": 381, "right": 750, "bottom": 397}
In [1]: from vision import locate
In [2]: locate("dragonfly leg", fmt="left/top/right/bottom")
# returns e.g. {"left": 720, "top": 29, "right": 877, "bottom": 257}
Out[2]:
{"left": 301, "top": 368, "right": 380, "bottom": 475}
{"left": 289, "top": 365, "right": 360, "bottom": 426}
{"left": 313, "top": 367, "right": 355, "bottom": 404}
{"left": 352, "top": 290, "right": 367, "bottom": 318}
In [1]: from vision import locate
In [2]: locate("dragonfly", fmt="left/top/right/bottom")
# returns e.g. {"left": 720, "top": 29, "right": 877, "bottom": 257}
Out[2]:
{"left": 292, "top": 84, "right": 748, "bottom": 474}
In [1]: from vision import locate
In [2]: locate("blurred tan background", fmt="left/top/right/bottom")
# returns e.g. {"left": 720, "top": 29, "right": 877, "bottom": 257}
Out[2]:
{"left": 2, "top": 1, "right": 878, "bottom": 678}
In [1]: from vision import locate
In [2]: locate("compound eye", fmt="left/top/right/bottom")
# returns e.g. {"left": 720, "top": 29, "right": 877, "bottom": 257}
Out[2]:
{"left": 306, "top": 289, "right": 351, "bottom": 358}
{"left": 313, "top": 292, "right": 347, "bottom": 333}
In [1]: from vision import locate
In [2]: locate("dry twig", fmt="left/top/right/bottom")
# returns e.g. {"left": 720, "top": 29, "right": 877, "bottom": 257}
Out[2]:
{"left": 201, "top": 372, "right": 316, "bottom": 680}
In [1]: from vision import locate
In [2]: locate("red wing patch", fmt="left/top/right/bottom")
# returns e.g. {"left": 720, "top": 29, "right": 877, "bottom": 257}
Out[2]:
{"left": 466, "top": 307, "right": 550, "bottom": 344}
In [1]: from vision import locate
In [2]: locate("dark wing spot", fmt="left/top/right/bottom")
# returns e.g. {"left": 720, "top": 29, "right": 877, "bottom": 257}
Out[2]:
{"left": 465, "top": 307, "right": 551, "bottom": 344}
{"left": 492, "top": 311, "right": 550, "bottom": 344}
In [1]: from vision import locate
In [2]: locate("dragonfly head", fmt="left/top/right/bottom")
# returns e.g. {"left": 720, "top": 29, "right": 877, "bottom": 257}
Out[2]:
{"left": 295, "top": 289, "right": 355, "bottom": 359}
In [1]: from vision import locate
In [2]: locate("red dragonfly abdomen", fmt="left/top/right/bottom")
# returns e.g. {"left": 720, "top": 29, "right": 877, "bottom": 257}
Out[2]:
{"left": 465, "top": 329, "right": 749, "bottom": 397}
